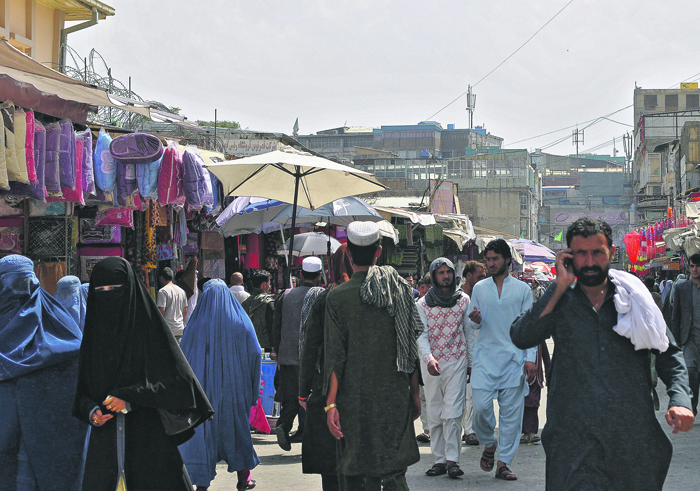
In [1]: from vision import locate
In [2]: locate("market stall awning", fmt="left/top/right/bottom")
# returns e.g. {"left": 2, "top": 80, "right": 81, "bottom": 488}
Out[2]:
{"left": 0, "top": 39, "right": 177, "bottom": 124}
{"left": 373, "top": 206, "right": 436, "bottom": 226}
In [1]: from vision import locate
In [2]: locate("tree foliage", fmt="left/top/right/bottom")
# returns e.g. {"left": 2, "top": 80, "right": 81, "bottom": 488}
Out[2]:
{"left": 196, "top": 120, "right": 240, "bottom": 129}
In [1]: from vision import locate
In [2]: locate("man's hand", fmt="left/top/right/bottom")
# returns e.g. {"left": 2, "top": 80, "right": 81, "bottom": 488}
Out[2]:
{"left": 427, "top": 360, "right": 441, "bottom": 376}
{"left": 412, "top": 392, "right": 421, "bottom": 421}
{"left": 327, "top": 407, "right": 343, "bottom": 439}
{"left": 468, "top": 307, "right": 482, "bottom": 324}
{"left": 554, "top": 249, "right": 576, "bottom": 290}
{"left": 103, "top": 396, "right": 126, "bottom": 413}
{"left": 665, "top": 406, "right": 695, "bottom": 433}
{"left": 523, "top": 361, "right": 537, "bottom": 383}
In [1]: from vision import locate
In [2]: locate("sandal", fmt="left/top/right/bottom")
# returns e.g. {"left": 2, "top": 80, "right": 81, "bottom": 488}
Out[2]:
{"left": 236, "top": 479, "right": 256, "bottom": 490}
{"left": 495, "top": 466, "right": 517, "bottom": 481}
{"left": 425, "top": 463, "right": 447, "bottom": 476}
{"left": 480, "top": 446, "right": 496, "bottom": 472}
{"left": 416, "top": 432, "right": 430, "bottom": 443}
{"left": 447, "top": 462, "right": 464, "bottom": 479}
{"left": 465, "top": 433, "right": 480, "bottom": 445}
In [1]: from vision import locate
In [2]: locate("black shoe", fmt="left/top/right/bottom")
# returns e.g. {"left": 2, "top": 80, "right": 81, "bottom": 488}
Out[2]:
{"left": 289, "top": 430, "right": 304, "bottom": 443}
{"left": 275, "top": 426, "right": 291, "bottom": 451}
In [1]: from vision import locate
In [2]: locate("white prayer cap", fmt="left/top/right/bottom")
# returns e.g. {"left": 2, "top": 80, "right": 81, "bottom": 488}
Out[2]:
{"left": 302, "top": 256, "right": 323, "bottom": 273}
{"left": 347, "top": 221, "right": 380, "bottom": 246}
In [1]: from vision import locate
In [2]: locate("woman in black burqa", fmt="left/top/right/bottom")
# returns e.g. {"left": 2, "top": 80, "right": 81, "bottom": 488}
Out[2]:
{"left": 73, "top": 256, "right": 214, "bottom": 491}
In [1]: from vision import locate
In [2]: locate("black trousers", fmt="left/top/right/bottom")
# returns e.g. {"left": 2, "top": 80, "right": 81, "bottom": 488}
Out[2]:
{"left": 277, "top": 364, "right": 305, "bottom": 433}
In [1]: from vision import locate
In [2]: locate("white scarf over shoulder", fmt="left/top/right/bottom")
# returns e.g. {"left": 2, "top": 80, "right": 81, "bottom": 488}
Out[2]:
{"left": 609, "top": 269, "right": 669, "bottom": 352}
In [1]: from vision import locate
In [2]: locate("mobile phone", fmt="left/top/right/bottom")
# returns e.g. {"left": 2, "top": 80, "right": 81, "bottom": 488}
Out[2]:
{"left": 563, "top": 258, "right": 573, "bottom": 270}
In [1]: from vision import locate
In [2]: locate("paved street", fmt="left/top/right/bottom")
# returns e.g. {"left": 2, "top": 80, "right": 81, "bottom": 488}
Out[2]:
{"left": 208, "top": 376, "right": 700, "bottom": 490}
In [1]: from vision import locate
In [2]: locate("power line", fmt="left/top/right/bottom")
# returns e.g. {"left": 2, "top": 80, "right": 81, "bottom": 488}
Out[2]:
{"left": 425, "top": 0, "right": 576, "bottom": 121}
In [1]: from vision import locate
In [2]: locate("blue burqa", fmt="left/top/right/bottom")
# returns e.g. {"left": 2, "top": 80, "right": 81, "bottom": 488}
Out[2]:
{"left": 179, "top": 279, "right": 262, "bottom": 486}
{"left": 0, "top": 254, "right": 88, "bottom": 490}
{"left": 54, "top": 275, "right": 87, "bottom": 331}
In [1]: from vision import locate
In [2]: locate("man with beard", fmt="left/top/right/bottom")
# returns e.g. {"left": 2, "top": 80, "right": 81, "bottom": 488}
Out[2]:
{"left": 417, "top": 258, "right": 474, "bottom": 478}
{"left": 511, "top": 218, "right": 694, "bottom": 490}
{"left": 467, "top": 239, "right": 535, "bottom": 481}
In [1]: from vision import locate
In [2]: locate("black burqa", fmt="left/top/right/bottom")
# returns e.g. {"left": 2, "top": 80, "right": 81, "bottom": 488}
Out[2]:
{"left": 73, "top": 256, "right": 214, "bottom": 491}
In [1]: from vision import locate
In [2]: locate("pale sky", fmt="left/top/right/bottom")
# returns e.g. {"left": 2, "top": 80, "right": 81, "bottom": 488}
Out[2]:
{"left": 67, "top": 0, "right": 700, "bottom": 157}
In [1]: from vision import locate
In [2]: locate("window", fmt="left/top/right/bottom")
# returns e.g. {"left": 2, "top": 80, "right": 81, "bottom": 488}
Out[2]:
{"left": 520, "top": 194, "right": 528, "bottom": 212}
{"left": 644, "top": 94, "right": 657, "bottom": 109}
{"left": 665, "top": 94, "right": 678, "bottom": 110}
{"left": 687, "top": 94, "right": 700, "bottom": 108}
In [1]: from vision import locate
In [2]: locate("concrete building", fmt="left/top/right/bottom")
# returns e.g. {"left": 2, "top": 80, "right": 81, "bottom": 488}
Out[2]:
{"left": 633, "top": 85, "right": 700, "bottom": 224}
{"left": 538, "top": 153, "right": 631, "bottom": 261}
{"left": 1, "top": 0, "right": 115, "bottom": 67}
{"left": 295, "top": 122, "right": 503, "bottom": 162}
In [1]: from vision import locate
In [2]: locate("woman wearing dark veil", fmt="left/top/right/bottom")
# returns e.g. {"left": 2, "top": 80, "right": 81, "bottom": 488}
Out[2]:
{"left": 73, "top": 256, "right": 214, "bottom": 491}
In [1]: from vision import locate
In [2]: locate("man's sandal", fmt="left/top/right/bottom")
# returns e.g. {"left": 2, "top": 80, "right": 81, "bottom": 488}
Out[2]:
{"left": 446, "top": 463, "right": 464, "bottom": 478}
{"left": 465, "top": 433, "right": 480, "bottom": 445}
{"left": 480, "top": 446, "right": 496, "bottom": 472}
{"left": 495, "top": 466, "right": 518, "bottom": 481}
{"left": 425, "top": 463, "right": 447, "bottom": 476}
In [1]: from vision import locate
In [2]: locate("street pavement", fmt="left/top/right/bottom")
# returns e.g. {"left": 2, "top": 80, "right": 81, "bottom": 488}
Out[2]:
{"left": 208, "top": 380, "right": 700, "bottom": 490}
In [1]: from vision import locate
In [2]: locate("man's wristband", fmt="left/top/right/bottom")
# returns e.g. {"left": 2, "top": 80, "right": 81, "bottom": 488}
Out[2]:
{"left": 324, "top": 403, "right": 336, "bottom": 412}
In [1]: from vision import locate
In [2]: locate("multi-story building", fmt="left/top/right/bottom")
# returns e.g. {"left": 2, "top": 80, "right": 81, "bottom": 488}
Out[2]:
{"left": 0, "top": 0, "right": 114, "bottom": 67}
{"left": 356, "top": 148, "right": 539, "bottom": 239}
{"left": 538, "top": 153, "right": 632, "bottom": 258}
{"left": 295, "top": 122, "right": 503, "bottom": 162}
{"left": 633, "top": 85, "right": 700, "bottom": 224}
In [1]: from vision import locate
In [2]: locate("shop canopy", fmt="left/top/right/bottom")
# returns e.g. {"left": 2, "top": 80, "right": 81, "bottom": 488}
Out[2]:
{"left": 0, "top": 39, "right": 180, "bottom": 124}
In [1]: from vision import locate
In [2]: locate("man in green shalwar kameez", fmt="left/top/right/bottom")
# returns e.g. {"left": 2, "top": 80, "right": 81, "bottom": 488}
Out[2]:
{"left": 324, "top": 221, "right": 422, "bottom": 491}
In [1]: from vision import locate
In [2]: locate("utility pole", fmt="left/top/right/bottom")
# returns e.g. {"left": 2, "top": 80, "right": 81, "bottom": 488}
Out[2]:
{"left": 466, "top": 85, "right": 476, "bottom": 129}
{"left": 572, "top": 127, "right": 584, "bottom": 166}
{"left": 622, "top": 132, "right": 633, "bottom": 184}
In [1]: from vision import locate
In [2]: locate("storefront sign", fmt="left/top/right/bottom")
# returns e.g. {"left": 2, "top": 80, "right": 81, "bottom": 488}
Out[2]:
{"left": 221, "top": 139, "right": 279, "bottom": 156}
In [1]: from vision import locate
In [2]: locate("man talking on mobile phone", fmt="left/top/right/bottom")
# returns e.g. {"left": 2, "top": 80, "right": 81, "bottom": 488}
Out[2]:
{"left": 511, "top": 217, "right": 694, "bottom": 490}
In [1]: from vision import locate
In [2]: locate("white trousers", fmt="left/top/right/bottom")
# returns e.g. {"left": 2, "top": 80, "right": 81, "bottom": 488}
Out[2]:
{"left": 462, "top": 382, "right": 474, "bottom": 435}
{"left": 421, "top": 356, "right": 468, "bottom": 463}
{"left": 472, "top": 378, "right": 527, "bottom": 465}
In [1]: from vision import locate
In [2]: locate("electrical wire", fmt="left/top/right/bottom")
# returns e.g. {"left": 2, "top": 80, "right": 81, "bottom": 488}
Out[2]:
{"left": 425, "top": 0, "right": 576, "bottom": 121}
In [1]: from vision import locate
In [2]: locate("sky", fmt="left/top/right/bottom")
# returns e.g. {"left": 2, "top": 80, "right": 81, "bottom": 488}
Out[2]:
{"left": 66, "top": 0, "right": 700, "bottom": 157}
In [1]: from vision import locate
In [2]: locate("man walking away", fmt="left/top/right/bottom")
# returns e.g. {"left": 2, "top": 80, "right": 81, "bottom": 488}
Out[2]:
{"left": 325, "top": 221, "right": 422, "bottom": 490}
{"left": 157, "top": 267, "right": 188, "bottom": 340}
{"left": 273, "top": 257, "right": 323, "bottom": 450}
{"left": 460, "top": 260, "right": 486, "bottom": 446}
{"left": 468, "top": 239, "right": 535, "bottom": 481}
{"left": 512, "top": 217, "right": 694, "bottom": 490}
{"left": 417, "top": 258, "right": 474, "bottom": 479}
{"left": 242, "top": 270, "right": 275, "bottom": 352}
{"left": 671, "top": 253, "right": 700, "bottom": 415}
{"left": 230, "top": 272, "right": 250, "bottom": 304}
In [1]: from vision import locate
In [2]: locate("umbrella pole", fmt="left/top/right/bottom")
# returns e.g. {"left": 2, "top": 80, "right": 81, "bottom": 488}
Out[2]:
{"left": 287, "top": 169, "right": 301, "bottom": 288}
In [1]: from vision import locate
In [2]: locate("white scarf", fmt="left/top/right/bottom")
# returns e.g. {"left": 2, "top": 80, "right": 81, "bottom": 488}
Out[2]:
{"left": 609, "top": 269, "right": 669, "bottom": 352}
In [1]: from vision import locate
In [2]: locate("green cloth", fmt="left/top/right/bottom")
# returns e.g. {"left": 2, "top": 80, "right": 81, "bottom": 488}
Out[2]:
{"left": 324, "top": 271, "right": 420, "bottom": 477}
{"left": 424, "top": 224, "right": 444, "bottom": 262}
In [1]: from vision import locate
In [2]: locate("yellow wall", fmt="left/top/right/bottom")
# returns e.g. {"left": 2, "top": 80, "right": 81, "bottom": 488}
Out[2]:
{"left": 0, "top": 0, "right": 65, "bottom": 66}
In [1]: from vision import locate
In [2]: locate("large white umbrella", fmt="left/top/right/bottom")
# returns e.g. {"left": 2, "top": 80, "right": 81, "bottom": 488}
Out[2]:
{"left": 276, "top": 232, "right": 341, "bottom": 257}
{"left": 206, "top": 145, "right": 386, "bottom": 284}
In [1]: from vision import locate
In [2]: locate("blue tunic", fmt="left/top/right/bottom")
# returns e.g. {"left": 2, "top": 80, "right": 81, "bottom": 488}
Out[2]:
{"left": 0, "top": 255, "right": 88, "bottom": 490}
{"left": 179, "top": 279, "right": 261, "bottom": 486}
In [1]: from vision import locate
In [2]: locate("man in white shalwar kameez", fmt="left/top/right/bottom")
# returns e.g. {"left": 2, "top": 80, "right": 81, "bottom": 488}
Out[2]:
{"left": 468, "top": 239, "right": 536, "bottom": 481}
{"left": 417, "top": 258, "right": 475, "bottom": 479}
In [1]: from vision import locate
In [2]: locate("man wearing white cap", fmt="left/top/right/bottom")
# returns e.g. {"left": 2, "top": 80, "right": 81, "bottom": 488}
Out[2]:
{"left": 273, "top": 256, "right": 323, "bottom": 451}
{"left": 325, "top": 221, "right": 422, "bottom": 490}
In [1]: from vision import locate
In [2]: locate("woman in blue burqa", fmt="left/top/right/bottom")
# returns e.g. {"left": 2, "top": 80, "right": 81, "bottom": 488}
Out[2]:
{"left": 54, "top": 275, "right": 87, "bottom": 331}
{"left": 179, "top": 278, "right": 262, "bottom": 491}
{"left": 73, "top": 256, "right": 214, "bottom": 491}
{"left": 0, "top": 254, "right": 89, "bottom": 490}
